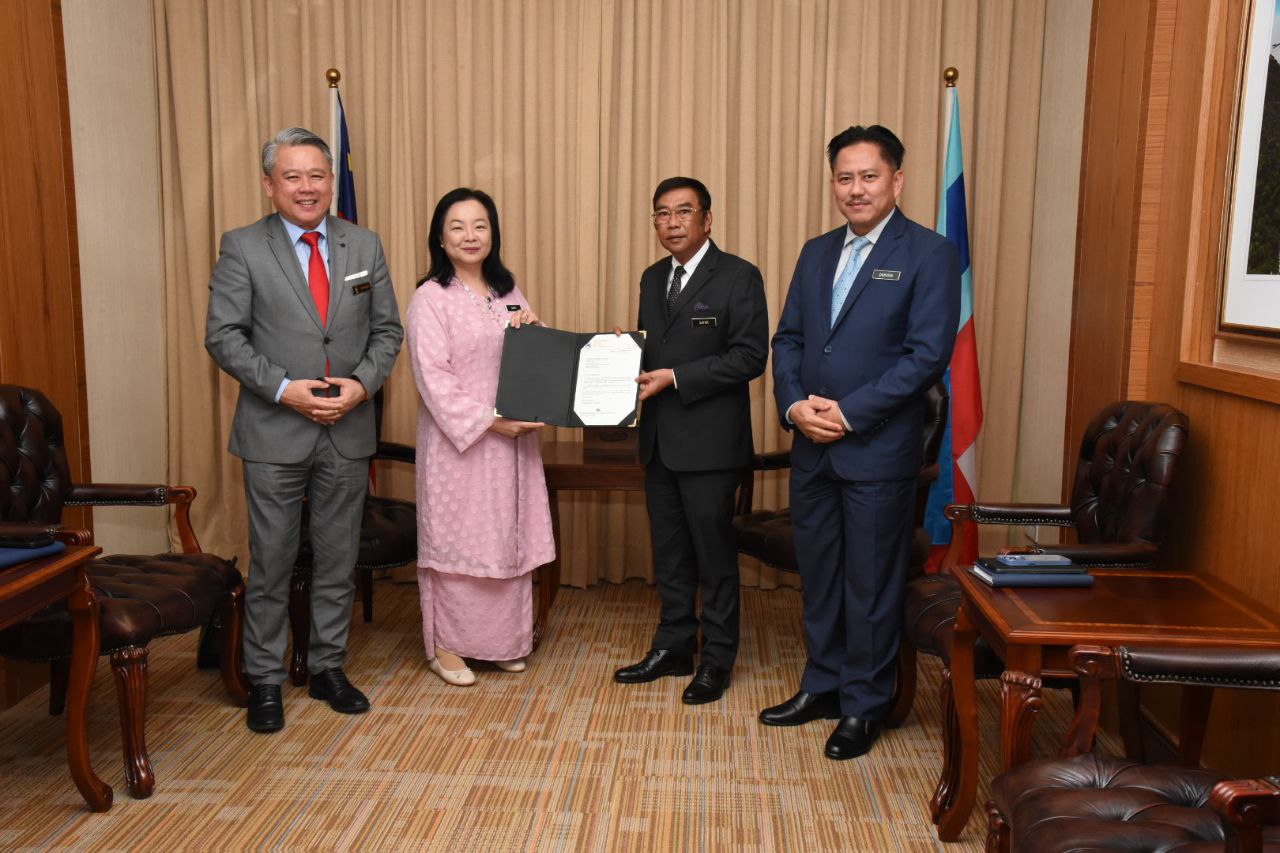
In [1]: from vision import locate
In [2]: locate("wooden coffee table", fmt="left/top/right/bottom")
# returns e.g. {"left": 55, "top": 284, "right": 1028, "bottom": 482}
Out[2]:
{"left": 534, "top": 440, "right": 645, "bottom": 646}
{"left": 0, "top": 544, "right": 111, "bottom": 811}
{"left": 934, "top": 566, "right": 1280, "bottom": 841}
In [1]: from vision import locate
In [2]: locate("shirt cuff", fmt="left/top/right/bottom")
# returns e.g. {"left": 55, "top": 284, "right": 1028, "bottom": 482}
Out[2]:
{"left": 671, "top": 369, "right": 678, "bottom": 390}
{"left": 274, "top": 378, "right": 290, "bottom": 403}
{"left": 785, "top": 401, "right": 798, "bottom": 424}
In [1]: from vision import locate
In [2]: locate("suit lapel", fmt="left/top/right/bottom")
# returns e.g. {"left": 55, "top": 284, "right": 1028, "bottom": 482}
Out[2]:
{"left": 642, "top": 264, "right": 668, "bottom": 333}
{"left": 667, "top": 240, "right": 720, "bottom": 323}
{"left": 829, "top": 209, "right": 906, "bottom": 337}
{"left": 818, "top": 228, "right": 844, "bottom": 328}
{"left": 266, "top": 214, "right": 325, "bottom": 333}
{"left": 325, "top": 216, "right": 347, "bottom": 331}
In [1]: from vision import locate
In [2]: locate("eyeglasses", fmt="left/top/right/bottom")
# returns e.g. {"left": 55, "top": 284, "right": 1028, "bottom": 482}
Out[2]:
{"left": 651, "top": 207, "right": 702, "bottom": 225}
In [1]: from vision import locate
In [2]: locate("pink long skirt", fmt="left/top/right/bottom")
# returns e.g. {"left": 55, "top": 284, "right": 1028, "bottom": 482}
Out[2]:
{"left": 416, "top": 567, "right": 533, "bottom": 661}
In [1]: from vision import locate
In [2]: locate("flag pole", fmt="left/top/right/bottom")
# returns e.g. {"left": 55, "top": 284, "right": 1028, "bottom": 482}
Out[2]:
{"left": 327, "top": 68, "right": 341, "bottom": 217}
{"left": 942, "top": 67, "right": 957, "bottom": 190}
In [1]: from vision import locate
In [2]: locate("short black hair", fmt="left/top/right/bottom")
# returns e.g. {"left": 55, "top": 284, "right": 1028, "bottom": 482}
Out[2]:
{"left": 652, "top": 176, "right": 712, "bottom": 211}
{"left": 826, "top": 125, "right": 905, "bottom": 171}
{"left": 416, "top": 187, "right": 517, "bottom": 296}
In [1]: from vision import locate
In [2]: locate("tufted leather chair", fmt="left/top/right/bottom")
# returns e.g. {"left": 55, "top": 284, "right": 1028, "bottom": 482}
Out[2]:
{"left": 287, "top": 390, "right": 416, "bottom": 685}
{"left": 0, "top": 384, "right": 249, "bottom": 799}
{"left": 987, "top": 644, "right": 1280, "bottom": 852}
{"left": 889, "top": 401, "right": 1190, "bottom": 730}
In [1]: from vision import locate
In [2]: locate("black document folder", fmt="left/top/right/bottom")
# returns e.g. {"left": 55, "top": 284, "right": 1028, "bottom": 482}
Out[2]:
{"left": 495, "top": 325, "right": 644, "bottom": 427}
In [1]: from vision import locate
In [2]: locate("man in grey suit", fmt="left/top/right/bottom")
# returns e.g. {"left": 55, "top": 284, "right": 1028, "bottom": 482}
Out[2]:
{"left": 206, "top": 127, "right": 403, "bottom": 733}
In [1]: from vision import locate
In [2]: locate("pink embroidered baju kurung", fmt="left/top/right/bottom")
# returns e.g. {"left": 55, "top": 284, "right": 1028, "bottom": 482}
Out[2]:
{"left": 406, "top": 278, "right": 555, "bottom": 661}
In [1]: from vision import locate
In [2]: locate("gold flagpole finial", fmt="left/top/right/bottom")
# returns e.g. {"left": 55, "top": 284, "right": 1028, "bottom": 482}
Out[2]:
{"left": 326, "top": 68, "right": 341, "bottom": 88}
{"left": 943, "top": 67, "right": 958, "bottom": 88}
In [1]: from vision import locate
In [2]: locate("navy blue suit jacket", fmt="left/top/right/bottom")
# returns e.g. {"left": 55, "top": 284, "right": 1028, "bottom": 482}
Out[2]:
{"left": 772, "top": 208, "right": 961, "bottom": 481}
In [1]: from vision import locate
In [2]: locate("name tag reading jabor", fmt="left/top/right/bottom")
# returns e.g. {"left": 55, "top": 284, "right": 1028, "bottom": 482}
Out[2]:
{"left": 351, "top": 282, "right": 372, "bottom": 294}
{"left": 871, "top": 269, "right": 902, "bottom": 281}
{"left": 692, "top": 316, "right": 717, "bottom": 327}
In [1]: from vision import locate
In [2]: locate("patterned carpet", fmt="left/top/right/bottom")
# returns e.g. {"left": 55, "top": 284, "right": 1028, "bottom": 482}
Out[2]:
{"left": 0, "top": 580, "right": 1096, "bottom": 850}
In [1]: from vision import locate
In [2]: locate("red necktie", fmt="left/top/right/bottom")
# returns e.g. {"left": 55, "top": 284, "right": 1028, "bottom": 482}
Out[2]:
{"left": 301, "top": 231, "right": 332, "bottom": 387}
{"left": 301, "top": 231, "right": 329, "bottom": 325}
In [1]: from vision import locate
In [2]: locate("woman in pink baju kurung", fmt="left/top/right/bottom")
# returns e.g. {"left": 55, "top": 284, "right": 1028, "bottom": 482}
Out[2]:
{"left": 406, "top": 188, "right": 554, "bottom": 686}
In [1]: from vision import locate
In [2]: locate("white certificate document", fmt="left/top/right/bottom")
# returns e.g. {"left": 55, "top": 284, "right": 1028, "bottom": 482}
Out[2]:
{"left": 573, "top": 334, "right": 643, "bottom": 426}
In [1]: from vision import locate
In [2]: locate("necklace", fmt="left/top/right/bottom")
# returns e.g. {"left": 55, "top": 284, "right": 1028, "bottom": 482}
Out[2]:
{"left": 456, "top": 277, "right": 505, "bottom": 327}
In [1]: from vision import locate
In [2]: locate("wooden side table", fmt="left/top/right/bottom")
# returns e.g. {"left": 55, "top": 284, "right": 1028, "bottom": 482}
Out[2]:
{"left": 0, "top": 544, "right": 111, "bottom": 811}
{"left": 534, "top": 440, "right": 645, "bottom": 646}
{"left": 934, "top": 567, "right": 1280, "bottom": 841}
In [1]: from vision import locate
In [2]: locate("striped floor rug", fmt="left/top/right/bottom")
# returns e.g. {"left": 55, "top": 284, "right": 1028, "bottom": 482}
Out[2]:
{"left": 0, "top": 580, "right": 1099, "bottom": 850}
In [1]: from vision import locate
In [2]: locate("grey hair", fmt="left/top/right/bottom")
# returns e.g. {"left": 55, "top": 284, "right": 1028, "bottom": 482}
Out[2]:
{"left": 261, "top": 127, "right": 332, "bottom": 176}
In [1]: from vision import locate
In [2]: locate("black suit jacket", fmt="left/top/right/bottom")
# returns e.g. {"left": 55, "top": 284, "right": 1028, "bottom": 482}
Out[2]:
{"left": 637, "top": 240, "right": 769, "bottom": 471}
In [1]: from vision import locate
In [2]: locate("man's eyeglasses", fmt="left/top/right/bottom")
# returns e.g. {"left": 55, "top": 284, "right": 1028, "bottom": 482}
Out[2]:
{"left": 651, "top": 207, "right": 702, "bottom": 225}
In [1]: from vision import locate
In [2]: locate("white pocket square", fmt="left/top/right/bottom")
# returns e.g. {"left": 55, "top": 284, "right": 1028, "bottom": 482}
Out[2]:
{"left": 344, "top": 270, "right": 369, "bottom": 282}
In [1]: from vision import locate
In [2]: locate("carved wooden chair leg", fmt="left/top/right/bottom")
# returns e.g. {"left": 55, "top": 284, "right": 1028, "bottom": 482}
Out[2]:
{"left": 110, "top": 646, "right": 154, "bottom": 799}
{"left": 985, "top": 800, "right": 1010, "bottom": 853}
{"left": 885, "top": 638, "right": 917, "bottom": 728}
{"left": 930, "top": 667, "right": 960, "bottom": 824}
{"left": 1178, "top": 685, "right": 1214, "bottom": 766}
{"left": 289, "top": 568, "right": 311, "bottom": 686}
{"left": 360, "top": 567, "right": 374, "bottom": 623}
{"left": 49, "top": 658, "right": 70, "bottom": 715}
{"left": 1117, "top": 680, "right": 1145, "bottom": 761}
{"left": 219, "top": 581, "right": 250, "bottom": 706}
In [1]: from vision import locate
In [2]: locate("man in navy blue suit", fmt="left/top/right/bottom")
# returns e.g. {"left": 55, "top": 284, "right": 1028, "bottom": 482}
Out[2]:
{"left": 760, "top": 125, "right": 960, "bottom": 759}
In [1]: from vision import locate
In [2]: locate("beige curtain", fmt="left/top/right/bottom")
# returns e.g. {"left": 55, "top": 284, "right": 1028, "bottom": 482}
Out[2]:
{"left": 155, "top": 0, "right": 1048, "bottom": 588}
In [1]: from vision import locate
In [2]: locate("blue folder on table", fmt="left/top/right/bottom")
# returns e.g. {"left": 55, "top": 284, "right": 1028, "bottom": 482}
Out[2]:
{"left": 0, "top": 541, "right": 67, "bottom": 569}
{"left": 970, "top": 564, "right": 1094, "bottom": 588}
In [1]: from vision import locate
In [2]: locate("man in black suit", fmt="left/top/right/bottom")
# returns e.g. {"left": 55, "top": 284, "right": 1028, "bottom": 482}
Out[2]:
{"left": 613, "top": 177, "right": 769, "bottom": 704}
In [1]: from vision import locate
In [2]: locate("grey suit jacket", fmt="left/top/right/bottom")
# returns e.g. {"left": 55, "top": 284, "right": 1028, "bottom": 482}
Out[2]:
{"left": 205, "top": 213, "right": 404, "bottom": 464}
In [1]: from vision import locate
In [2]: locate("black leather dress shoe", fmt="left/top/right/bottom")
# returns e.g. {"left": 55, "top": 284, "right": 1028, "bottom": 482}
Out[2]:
{"left": 824, "top": 716, "right": 883, "bottom": 760}
{"left": 613, "top": 649, "right": 693, "bottom": 684}
{"left": 758, "top": 690, "right": 842, "bottom": 726}
{"left": 681, "top": 664, "right": 730, "bottom": 705}
{"left": 247, "top": 683, "right": 284, "bottom": 733}
{"left": 308, "top": 668, "right": 370, "bottom": 714}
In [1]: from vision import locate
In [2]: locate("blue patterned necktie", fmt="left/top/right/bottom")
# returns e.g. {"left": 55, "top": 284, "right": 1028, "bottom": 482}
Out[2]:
{"left": 830, "top": 235, "right": 872, "bottom": 327}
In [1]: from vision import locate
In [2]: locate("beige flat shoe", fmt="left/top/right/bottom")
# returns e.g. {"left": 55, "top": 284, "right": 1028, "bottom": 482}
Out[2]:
{"left": 493, "top": 658, "right": 526, "bottom": 673}
{"left": 429, "top": 657, "right": 476, "bottom": 686}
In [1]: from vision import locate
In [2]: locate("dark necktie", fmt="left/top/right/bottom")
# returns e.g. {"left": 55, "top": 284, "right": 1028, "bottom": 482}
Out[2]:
{"left": 301, "top": 231, "right": 329, "bottom": 325}
{"left": 666, "top": 265, "right": 686, "bottom": 316}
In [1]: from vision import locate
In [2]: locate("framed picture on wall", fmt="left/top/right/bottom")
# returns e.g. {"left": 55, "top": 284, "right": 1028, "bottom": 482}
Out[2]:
{"left": 1220, "top": 0, "right": 1280, "bottom": 335}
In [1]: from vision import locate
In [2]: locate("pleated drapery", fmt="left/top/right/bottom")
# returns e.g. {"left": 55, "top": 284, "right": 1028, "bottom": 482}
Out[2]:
{"left": 155, "top": 0, "right": 1052, "bottom": 588}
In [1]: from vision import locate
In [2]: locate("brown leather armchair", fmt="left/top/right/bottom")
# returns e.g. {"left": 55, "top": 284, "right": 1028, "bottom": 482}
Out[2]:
{"left": 987, "top": 644, "right": 1280, "bottom": 853}
{"left": 0, "top": 384, "right": 249, "bottom": 799}
{"left": 287, "top": 391, "right": 416, "bottom": 685}
{"left": 889, "top": 401, "right": 1189, "bottom": 729}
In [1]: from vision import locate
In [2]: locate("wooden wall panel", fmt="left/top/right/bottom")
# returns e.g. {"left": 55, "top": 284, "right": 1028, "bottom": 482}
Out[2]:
{"left": 0, "top": 0, "right": 91, "bottom": 705}
{"left": 1071, "top": 0, "right": 1280, "bottom": 774}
